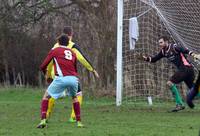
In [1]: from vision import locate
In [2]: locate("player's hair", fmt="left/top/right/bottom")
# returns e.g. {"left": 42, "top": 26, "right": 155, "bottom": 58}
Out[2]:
{"left": 158, "top": 36, "right": 169, "bottom": 42}
{"left": 63, "top": 26, "right": 73, "bottom": 36}
{"left": 57, "top": 34, "right": 69, "bottom": 46}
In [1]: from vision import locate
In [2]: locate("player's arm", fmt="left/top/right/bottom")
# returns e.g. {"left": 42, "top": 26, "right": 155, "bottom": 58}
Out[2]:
{"left": 46, "top": 61, "right": 53, "bottom": 77}
{"left": 143, "top": 50, "right": 164, "bottom": 63}
{"left": 46, "top": 43, "right": 59, "bottom": 80}
{"left": 72, "top": 44, "right": 99, "bottom": 78}
{"left": 40, "top": 50, "right": 54, "bottom": 74}
{"left": 46, "top": 42, "right": 59, "bottom": 74}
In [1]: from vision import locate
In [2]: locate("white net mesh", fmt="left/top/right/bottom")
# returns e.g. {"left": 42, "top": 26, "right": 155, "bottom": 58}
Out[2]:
{"left": 122, "top": 0, "right": 200, "bottom": 104}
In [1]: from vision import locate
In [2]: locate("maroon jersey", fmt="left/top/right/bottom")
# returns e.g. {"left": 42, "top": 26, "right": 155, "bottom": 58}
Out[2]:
{"left": 40, "top": 46, "right": 77, "bottom": 76}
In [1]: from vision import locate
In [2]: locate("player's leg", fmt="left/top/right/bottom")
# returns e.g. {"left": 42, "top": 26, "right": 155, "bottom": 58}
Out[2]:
{"left": 46, "top": 97, "right": 55, "bottom": 119}
{"left": 69, "top": 93, "right": 82, "bottom": 122}
{"left": 66, "top": 76, "right": 83, "bottom": 127}
{"left": 37, "top": 90, "right": 50, "bottom": 128}
{"left": 69, "top": 83, "right": 82, "bottom": 123}
{"left": 37, "top": 77, "right": 64, "bottom": 128}
{"left": 186, "top": 71, "right": 200, "bottom": 108}
{"left": 72, "top": 96, "right": 83, "bottom": 127}
{"left": 45, "top": 78, "right": 56, "bottom": 119}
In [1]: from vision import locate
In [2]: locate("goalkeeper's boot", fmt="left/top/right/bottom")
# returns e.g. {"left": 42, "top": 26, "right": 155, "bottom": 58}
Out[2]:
{"left": 170, "top": 104, "right": 185, "bottom": 112}
{"left": 77, "top": 121, "right": 84, "bottom": 128}
{"left": 68, "top": 117, "right": 76, "bottom": 123}
{"left": 37, "top": 119, "right": 47, "bottom": 128}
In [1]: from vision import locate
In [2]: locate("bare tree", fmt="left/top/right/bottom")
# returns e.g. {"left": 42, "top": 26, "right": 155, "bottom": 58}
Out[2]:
{"left": 0, "top": 0, "right": 117, "bottom": 93}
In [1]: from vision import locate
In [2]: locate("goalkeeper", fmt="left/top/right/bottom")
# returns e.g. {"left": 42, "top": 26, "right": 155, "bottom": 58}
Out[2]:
{"left": 46, "top": 26, "right": 99, "bottom": 122}
{"left": 143, "top": 36, "right": 198, "bottom": 112}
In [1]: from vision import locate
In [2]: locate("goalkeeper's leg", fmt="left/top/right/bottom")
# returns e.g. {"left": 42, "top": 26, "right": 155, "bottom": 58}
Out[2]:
{"left": 46, "top": 97, "right": 55, "bottom": 119}
{"left": 187, "top": 72, "right": 200, "bottom": 108}
{"left": 169, "top": 83, "right": 184, "bottom": 105}
{"left": 186, "top": 87, "right": 198, "bottom": 108}
{"left": 167, "top": 80, "right": 185, "bottom": 112}
{"left": 167, "top": 69, "right": 195, "bottom": 112}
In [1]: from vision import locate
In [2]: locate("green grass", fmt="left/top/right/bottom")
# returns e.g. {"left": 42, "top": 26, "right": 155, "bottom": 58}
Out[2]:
{"left": 0, "top": 87, "right": 200, "bottom": 136}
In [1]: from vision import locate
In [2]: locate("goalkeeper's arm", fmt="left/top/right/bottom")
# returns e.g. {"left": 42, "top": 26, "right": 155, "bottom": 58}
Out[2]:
{"left": 173, "top": 44, "right": 200, "bottom": 59}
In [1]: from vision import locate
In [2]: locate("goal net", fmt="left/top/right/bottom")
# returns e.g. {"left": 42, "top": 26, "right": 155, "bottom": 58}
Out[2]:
{"left": 119, "top": 0, "right": 200, "bottom": 105}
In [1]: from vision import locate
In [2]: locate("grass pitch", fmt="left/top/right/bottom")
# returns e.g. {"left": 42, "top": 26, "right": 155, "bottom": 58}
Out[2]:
{"left": 0, "top": 87, "right": 200, "bottom": 136}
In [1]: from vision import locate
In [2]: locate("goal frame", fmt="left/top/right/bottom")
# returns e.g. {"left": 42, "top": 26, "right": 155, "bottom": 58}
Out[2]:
{"left": 116, "top": 0, "right": 123, "bottom": 106}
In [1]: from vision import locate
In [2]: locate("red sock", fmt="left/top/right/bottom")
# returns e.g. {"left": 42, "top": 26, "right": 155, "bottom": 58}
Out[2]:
{"left": 40, "top": 99, "right": 49, "bottom": 119}
{"left": 73, "top": 102, "right": 81, "bottom": 121}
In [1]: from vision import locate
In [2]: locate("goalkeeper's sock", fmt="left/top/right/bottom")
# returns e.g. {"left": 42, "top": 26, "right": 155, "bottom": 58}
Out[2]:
{"left": 40, "top": 99, "right": 49, "bottom": 119}
{"left": 73, "top": 101, "right": 81, "bottom": 121}
{"left": 47, "top": 97, "right": 55, "bottom": 118}
{"left": 170, "top": 84, "right": 184, "bottom": 105}
{"left": 70, "top": 95, "right": 82, "bottom": 119}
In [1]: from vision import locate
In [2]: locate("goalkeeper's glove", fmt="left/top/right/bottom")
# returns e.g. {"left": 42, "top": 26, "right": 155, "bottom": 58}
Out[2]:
{"left": 191, "top": 53, "right": 200, "bottom": 62}
{"left": 142, "top": 55, "right": 151, "bottom": 62}
{"left": 136, "top": 53, "right": 150, "bottom": 62}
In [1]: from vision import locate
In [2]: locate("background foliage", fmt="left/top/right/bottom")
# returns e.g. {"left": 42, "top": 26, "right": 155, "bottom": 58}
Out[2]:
{"left": 0, "top": 0, "right": 116, "bottom": 92}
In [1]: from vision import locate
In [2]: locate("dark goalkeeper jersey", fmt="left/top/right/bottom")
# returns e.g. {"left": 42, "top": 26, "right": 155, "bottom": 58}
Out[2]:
{"left": 148, "top": 44, "right": 193, "bottom": 69}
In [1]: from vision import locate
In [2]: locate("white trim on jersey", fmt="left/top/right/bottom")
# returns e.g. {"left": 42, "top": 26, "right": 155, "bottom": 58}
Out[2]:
{"left": 60, "top": 45, "right": 69, "bottom": 49}
{"left": 54, "top": 58, "right": 63, "bottom": 76}
{"left": 76, "top": 91, "right": 82, "bottom": 96}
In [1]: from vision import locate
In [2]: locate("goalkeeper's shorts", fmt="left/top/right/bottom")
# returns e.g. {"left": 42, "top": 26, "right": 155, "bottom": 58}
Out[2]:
{"left": 47, "top": 76, "right": 78, "bottom": 99}
{"left": 170, "top": 66, "right": 194, "bottom": 88}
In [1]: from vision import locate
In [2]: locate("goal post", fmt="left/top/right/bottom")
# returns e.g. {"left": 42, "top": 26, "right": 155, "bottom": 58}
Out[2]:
{"left": 116, "top": 0, "right": 123, "bottom": 106}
